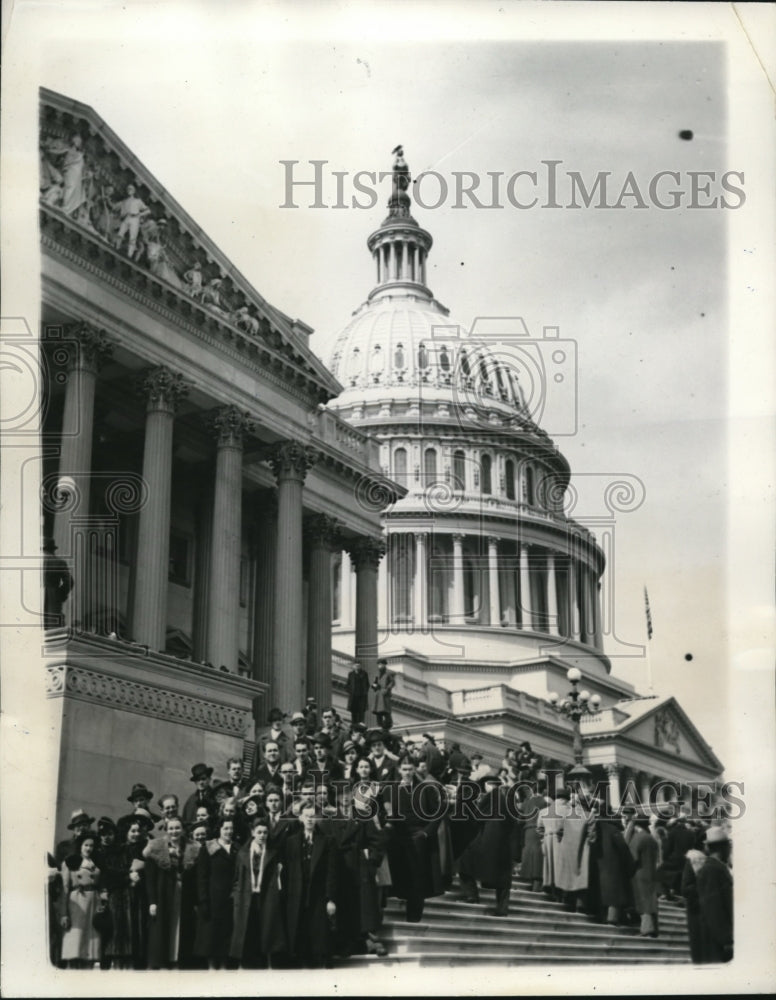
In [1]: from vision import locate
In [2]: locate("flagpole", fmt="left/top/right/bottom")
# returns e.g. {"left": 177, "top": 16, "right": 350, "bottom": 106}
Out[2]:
{"left": 643, "top": 586, "right": 654, "bottom": 693}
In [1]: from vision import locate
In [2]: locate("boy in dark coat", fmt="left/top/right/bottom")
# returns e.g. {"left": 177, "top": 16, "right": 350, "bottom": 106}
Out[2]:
{"left": 229, "top": 814, "right": 286, "bottom": 968}
{"left": 283, "top": 803, "right": 338, "bottom": 968}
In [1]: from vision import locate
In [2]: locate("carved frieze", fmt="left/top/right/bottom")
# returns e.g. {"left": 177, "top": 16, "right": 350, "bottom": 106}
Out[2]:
{"left": 45, "top": 663, "right": 250, "bottom": 737}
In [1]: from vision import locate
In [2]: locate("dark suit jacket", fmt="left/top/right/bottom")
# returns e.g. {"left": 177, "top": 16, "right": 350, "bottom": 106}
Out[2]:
{"left": 252, "top": 763, "right": 283, "bottom": 789}
{"left": 697, "top": 855, "right": 733, "bottom": 962}
{"left": 283, "top": 828, "right": 338, "bottom": 958}
{"left": 181, "top": 789, "right": 218, "bottom": 826}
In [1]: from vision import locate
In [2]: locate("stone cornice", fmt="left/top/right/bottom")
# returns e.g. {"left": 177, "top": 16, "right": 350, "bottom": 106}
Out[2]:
{"left": 583, "top": 732, "right": 722, "bottom": 779}
{"left": 39, "top": 89, "right": 340, "bottom": 400}
{"left": 41, "top": 215, "right": 330, "bottom": 407}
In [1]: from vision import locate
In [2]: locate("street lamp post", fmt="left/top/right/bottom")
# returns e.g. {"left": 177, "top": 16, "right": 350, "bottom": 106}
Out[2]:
{"left": 547, "top": 667, "right": 601, "bottom": 783}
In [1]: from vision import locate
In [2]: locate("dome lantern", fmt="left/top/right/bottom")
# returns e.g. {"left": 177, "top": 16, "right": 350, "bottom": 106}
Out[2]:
{"left": 366, "top": 146, "right": 435, "bottom": 306}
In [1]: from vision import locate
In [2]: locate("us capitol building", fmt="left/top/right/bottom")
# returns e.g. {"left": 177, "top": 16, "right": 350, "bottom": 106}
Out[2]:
{"left": 35, "top": 89, "right": 722, "bottom": 833}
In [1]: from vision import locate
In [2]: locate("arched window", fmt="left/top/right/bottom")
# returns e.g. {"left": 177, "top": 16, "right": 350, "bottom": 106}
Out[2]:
{"left": 481, "top": 453, "right": 492, "bottom": 495}
{"left": 460, "top": 350, "right": 471, "bottom": 377}
{"left": 453, "top": 449, "right": 466, "bottom": 491}
{"left": 439, "top": 346, "right": 451, "bottom": 371}
{"left": 424, "top": 448, "right": 437, "bottom": 484}
{"left": 525, "top": 464, "right": 535, "bottom": 505}
{"left": 417, "top": 342, "right": 429, "bottom": 369}
{"left": 394, "top": 342, "right": 405, "bottom": 369}
{"left": 505, "top": 459, "right": 516, "bottom": 500}
{"left": 394, "top": 447, "right": 408, "bottom": 484}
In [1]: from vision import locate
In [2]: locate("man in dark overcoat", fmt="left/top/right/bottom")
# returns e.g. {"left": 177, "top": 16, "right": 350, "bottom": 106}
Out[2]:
{"left": 283, "top": 803, "right": 338, "bottom": 968}
{"left": 337, "top": 792, "right": 389, "bottom": 955}
{"left": 385, "top": 757, "right": 448, "bottom": 922}
{"left": 371, "top": 659, "right": 395, "bottom": 729}
{"left": 229, "top": 815, "right": 286, "bottom": 968}
{"left": 346, "top": 661, "right": 371, "bottom": 727}
{"left": 696, "top": 826, "right": 733, "bottom": 963}
{"left": 588, "top": 814, "right": 636, "bottom": 924}
{"left": 458, "top": 773, "right": 517, "bottom": 915}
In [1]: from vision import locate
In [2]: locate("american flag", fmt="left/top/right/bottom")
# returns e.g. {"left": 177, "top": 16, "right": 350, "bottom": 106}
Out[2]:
{"left": 644, "top": 586, "right": 653, "bottom": 640}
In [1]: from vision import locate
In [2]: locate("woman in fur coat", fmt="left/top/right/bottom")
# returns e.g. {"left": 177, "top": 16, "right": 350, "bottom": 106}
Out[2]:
{"left": 143, "top": 817, "right": 201, "bottom": 968}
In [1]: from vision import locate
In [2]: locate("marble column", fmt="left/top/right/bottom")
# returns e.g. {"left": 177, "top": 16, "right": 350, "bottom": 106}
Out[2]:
{"left": 377, "top": 543, "right": 389, "bottom": 628}
{"left": 451, "top": 533, "right": 465, "bottom": 624}
{"left": 250, "top": 490, "right": 277, "bottom": 685}
{"left": 413, "top": 531, "right": 428, "bottom": 629}
{"left": 131, "top": 366, "right": 188, "bottom": 650}
{"left": 593, "top": 574, "right": 604, "bottom": 650}
{"left": 487, "top": 535, "right": 500, "bottom": 625}
{"left": 519, "top": 542, "right": 533, "bottom": 630}
{"left": 569, "top": 556, "right": 581, "bottom": 639}
{"left": 347, "top": 535, "right": 386, "bottom": 676}
{"left": 206, "top": 405, "right": 255, "bottom": 672}
{"left": 52, "top": 324, "right": 113, "bottom": 626}
{"left": 304, "top": 513, "right": 341, "bottom": 710}
{"left": 605, "top": 763, "right": 622, "bottom": 809}
{"left": 191, "top": 470, "right": 214, "bottom": 661}
{"left": 546, "top": 551, "right": 560, "bottom": 636}
{"left": 340, "top": 548, "right": 354, "bottom": 627}
{"left": 268, "top": 440, "right": 317, "bottom": 711}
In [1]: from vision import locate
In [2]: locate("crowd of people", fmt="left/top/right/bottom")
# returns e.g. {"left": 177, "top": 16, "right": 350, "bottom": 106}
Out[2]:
{"left": 47, "top": 660, "right": 733, "bottom": 970}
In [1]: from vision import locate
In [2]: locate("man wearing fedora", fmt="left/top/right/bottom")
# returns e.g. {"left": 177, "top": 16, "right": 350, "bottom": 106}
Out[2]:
{"left": 345, "top": 660, "right": 370, "bottom": 728}
{"left": 622, "top": 805, "right": 660, "bottom": 937}
{"left": 255, "top": 708, "right": 294, "bottom": 767}
{"left": 182, "top": 764, "right": 217, "bottom": 826}
{"left": 458, "top": 772, "right": 517, "bottom": 915}
{"left": 43, "top": 537, "right": 73, "bottom": 628}
{"left": 117, "top": 783, "right": 161, "bottom": 839}
{"left": 696, "top": 825, "right": 733, "bottom": 963}
{"left": 371, "top": 659, "right": 395, "bottom": 730}
{"left": 54, "top": 809, "right": 96, "bottom": 867}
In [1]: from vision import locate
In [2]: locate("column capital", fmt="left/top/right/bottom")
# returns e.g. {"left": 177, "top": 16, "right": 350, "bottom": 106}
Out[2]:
{"left": 267, "top": 439, "right": 318, "bottom": 482}
{"left": 303, "top": 512, "right": 343, "bottom": 550}
{"left": 452, "top": 532, "right": 465, "bottom": 544}
{"left": 209, "top": 405, "right": 256, "bottom": 448}
{"left": 604, "top": 763, "right": 621, "bottom": 777}
{"left": 346, "top": 535, "right": 386, "bottom": 571}
{"left": 66, "top": 322, "right": 114, "bottom": 373}
{"left": 487, "top": 534, "right": 500, "bottom": 549}
{"left": 136, "top": 365, "right": 190, "bottom": 413}
{"left": 414, "top": 530, "right": 429, "bottom": 544}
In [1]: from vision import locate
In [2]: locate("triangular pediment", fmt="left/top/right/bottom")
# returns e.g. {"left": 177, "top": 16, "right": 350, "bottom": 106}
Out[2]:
{"left": 614, "top": 696, "right": 723, "bottom": 772}
{"left": 39, "top": 87, "right": 340, "bottom": 403}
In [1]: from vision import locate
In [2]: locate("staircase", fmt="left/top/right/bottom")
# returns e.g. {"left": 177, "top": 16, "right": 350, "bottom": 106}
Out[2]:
{"left": 347, "top": 875, "right": 691, "bottom": 967}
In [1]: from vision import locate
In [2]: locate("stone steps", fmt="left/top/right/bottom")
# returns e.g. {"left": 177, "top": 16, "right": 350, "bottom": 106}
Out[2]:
{"left": 351, "top": 876, "right": 691, "bottom": 967}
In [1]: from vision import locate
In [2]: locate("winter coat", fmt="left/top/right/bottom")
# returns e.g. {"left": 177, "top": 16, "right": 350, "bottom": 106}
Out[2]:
{"left": 591, "top": 818, "right": 636, "bottom": 909}
{"left": 681, "top": 848, "right": 707, "bottom": 963}
{"left": 459, "top": 786, "right": 516, "bottom": 890}
{"left": 696, "top": 855, "right": 733, "bottom": 963}
{"left": 624, "top": 823, "right": 659, "bottom": 916}
{"left": 142, "top": 836, "right": 200, "bottom": 968}
{"left": 194, "top": 840, "right": 237, "bottom": 960}
{"left": 283, "top": 828, "right": 338, "bottom": 960}
{"left": 229, "top": 840, "right": 286, "bottom": 960}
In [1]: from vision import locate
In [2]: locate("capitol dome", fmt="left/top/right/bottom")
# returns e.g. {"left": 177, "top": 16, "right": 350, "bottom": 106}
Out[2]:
{"left": 327, "top": 146, "right": 611, "bottom": 700}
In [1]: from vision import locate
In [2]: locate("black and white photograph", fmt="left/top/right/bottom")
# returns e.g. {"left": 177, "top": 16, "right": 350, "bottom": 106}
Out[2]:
{"left": 1, "top": 1, "right": 774, "bottom": 996}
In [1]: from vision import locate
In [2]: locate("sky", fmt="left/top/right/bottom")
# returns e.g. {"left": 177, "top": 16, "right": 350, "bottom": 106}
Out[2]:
{"left": 3, "top": 2, "right": 775, "bottom": 995}
{"left": 29, "top": 20, "right": 733, "bottom": 755}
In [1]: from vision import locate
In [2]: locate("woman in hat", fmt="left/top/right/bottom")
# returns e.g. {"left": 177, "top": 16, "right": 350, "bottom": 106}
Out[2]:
{"left": 103, "top": 814, "right": 154, "bottom": 969}
{"left": 143, "top": 815, "right": 201, "bottom": 969}
{"left": 59, "top": 831, "right": 105, "bottom": 968}
{"left": 94, "top": 817, "right": 125, "bottom": 968}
